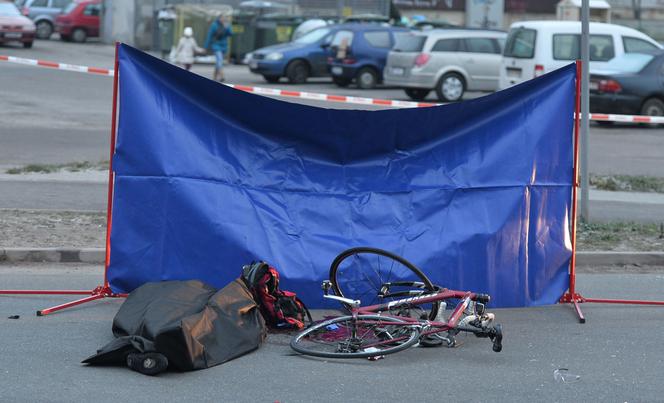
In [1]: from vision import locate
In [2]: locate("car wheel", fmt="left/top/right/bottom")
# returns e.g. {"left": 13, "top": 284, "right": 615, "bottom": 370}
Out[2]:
{"left": 404, "top": 88, "right": 430, "bottom": 101}
{"left": 641, "top": 98, "right": 664, "bottom": 116}
{"left": 356, "top": 67, "right": 378, "bottom": 89}
{"left": 435, "top": 72, "right": 465, "bottom": 102}
{"left": 263, "top": 75, "right": 280, "bottom": 83}
{"left": 332, "top": 76, "right": 351, "bottom": 87}
{"left": 23, "top": 41, "right": 33, "bottom": 49}
{"left": 35, "top": 20, "right": 53, "bottom": 39}
{"left": 640, "top": 98, "right": 664, "bottom": 127}
{"left": 285, "top": 60, "right": 309, "bottom": 84}
{"left": 71, "top": 28, "right": 87, "bottom": 43}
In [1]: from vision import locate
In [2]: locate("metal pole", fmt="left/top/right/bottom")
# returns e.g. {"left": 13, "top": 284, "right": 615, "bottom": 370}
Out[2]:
{"left": 579, "top": 0, "right": 590, "bottom": 221}
{"left": 103, "top": 42, "right": 120, "bottom": 287}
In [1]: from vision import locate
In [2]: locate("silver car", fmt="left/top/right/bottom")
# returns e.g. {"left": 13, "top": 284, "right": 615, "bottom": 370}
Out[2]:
{"left": 15, "top": 0, "right": 71, "bottom": 39}
{"left": 385, "top": 29, "right": 506, "bottom": 102}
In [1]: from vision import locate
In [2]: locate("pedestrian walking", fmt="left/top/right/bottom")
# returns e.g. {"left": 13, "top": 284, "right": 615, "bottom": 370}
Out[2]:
{"left": 174, "top": 27, "right": 204, "bottom": 71}
{"left": 204, "top": 14, "right": 233, "bottom": 82}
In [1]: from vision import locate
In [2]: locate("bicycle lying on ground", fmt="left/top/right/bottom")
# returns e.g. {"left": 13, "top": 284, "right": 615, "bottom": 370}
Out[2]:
{"left": 290, "top": 247, "right": 503, "bottom": 359}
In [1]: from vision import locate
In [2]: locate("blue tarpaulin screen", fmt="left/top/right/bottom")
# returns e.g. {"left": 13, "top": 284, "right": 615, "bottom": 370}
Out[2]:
{"left": 109, "top": 44, "right": 575, "bottom": 308}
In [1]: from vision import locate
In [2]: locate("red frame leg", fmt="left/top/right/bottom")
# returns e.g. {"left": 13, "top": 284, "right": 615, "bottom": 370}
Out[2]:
{"left": 37, "top": 294, "right": 104, "bottom": 316}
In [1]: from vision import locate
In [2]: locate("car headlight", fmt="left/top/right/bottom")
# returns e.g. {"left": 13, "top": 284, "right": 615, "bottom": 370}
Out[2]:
{"left": 265, "top": 52, "right": 283, "bottom": 61}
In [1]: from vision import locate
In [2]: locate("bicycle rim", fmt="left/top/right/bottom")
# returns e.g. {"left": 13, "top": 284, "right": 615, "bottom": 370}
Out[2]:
{"left": 329, "top": 247, "right": 439, "bottom": 320}
{"left": 290, "top": 315, "right": 420, "bottom": 359}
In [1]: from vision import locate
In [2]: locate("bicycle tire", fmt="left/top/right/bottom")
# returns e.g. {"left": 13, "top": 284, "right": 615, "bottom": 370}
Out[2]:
{"left": 290, "top": 315, "right": 420, "bottom": 359}
{"left": 329, "top": 247, "right": 439, "bottom": 320}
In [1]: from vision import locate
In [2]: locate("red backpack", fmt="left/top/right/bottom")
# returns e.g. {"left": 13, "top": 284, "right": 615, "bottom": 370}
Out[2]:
{"left": 241, "top": 261, "right": 312, "bottom": 330}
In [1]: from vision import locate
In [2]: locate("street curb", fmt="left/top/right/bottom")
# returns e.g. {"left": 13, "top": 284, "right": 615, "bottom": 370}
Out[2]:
{"left": 576, "top": 251, "right": 664, "bottom": 266}
{"left": 0, "top": 248, "right": 105, "bottom": 264}
{"left": 1, "top": 248, "right": 663, "bottom": 266}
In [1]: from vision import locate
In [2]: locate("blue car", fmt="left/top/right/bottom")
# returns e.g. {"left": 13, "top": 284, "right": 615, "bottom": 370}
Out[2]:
{"left": 328, "top": 24, "right": 409, "bottom": 89}
{"left": 248, "top": 25, "right": 340, "bottom": 84}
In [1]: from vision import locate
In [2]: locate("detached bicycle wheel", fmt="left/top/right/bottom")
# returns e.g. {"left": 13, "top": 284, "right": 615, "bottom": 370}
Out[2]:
{"left": 290, "top": 315, "right": 420, "bottom": 359}
{"left": 329, "top": 247, "right": 439, "bottom": 320}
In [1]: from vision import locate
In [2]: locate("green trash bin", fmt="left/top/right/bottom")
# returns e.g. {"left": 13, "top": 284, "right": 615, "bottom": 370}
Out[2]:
{"left": 157, "top": 8, "right": 176, "bottom": 58}
{"left": 230, "top": 11, "right": 256, "bottom": 64}
{"left": 255, "top": 15, "right": 305, "bottom": 49}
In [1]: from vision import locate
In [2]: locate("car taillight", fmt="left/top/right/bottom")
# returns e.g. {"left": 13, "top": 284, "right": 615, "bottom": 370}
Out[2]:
{"left": 598, "top": 79, "right": 622, "bottom": 93}
{"left": 342, "top": 58, "right": 356, "bottom": 65}
{"left": 534, "top": 64, "right": 544, "bottom": 77}
{"left": 414, "top": 53, "right": 430, "bottom": 67}
{"left": 21, "top": 7, "right": 29, "bottom": 16}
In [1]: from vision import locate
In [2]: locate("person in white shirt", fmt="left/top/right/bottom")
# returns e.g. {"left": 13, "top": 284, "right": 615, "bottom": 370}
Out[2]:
{"left": 174, "top": 27, "right": 204, "bottom": 71}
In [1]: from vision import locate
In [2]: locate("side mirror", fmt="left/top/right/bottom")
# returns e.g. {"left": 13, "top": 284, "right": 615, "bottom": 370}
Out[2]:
{"left": 321, "top": 43, "right": 330, "bottom": 49}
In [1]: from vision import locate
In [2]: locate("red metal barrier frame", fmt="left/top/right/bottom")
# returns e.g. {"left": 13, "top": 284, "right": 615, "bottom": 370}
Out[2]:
{"left": 559, "top": 60, "right": 664, "bottom": 322}
{"left": 0, "top": 43, "right": 126, "bottom": 315}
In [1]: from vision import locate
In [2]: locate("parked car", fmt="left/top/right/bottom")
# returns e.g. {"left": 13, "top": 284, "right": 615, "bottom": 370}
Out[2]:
{"left": 0, "top": 0, "right": 35, "bottom": 48}
{"left": 15, "top": 0, "right": 70, "bottom": 39}
{"left": 328, "top": 24, "right": 409, "bottom": 89}
{"left": 384, "top": 29, "right": 506, "bottom": 101}
{"left": 590, "top": 51, "right": 664, "bottom": 120}
{"left": 499, "top": 20, "right": 662, "bottom": 90}
{"left": 248, "top": 25, "right": 342, "bottom": 84}
{"left": 54, "top": 0, "right": 99, "bottom": 43}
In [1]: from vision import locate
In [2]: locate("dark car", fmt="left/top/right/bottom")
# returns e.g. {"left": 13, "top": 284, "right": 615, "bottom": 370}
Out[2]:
{"left": 55, "top": 0, "right": 99, "bottom": 43}
{"left": 328, "top": 24, "right": 409, "bottom": 89}
{"left": 590, "top": 51, "right": 664, "bottom": 118}
{"left": 0, "top": 1, "right": 35, "bottom": 47}
{"left": 249, "top": 25, "right": 342, "bottom": 84}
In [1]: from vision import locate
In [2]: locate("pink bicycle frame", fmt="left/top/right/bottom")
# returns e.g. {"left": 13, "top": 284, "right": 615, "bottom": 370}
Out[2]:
{"left": 352, "top": 288, "right": 481, "bottom": 333}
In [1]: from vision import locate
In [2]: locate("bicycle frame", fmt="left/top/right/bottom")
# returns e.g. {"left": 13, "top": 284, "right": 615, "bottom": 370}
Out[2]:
{"left": 341, "top": 287, "right": 491, "bottom": 339}
{"left": 291, "top": 281, "right": 503, "bottom": 358}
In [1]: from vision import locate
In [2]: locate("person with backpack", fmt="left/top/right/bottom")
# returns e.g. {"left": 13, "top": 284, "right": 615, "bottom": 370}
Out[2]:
{"left": 204, "top": 14, "right": 233, "bottom": 82}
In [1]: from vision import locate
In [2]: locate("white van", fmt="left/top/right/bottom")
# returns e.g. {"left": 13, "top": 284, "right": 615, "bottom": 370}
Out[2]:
{"left": 499, "top": 21, "right": 662, "bottom": 89}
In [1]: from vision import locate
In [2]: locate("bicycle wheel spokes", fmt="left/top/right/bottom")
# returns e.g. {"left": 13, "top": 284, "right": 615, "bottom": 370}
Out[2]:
{"left": 329, "top": 247, "right": 438, "bottom": 319}
{"left": 291, "top": 315, "right": 420, "bottom": 359}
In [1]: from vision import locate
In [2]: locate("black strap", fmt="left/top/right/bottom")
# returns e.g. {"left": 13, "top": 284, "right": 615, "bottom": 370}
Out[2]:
{"left": 295, "top": 296, "right": 314, "bottom": 328}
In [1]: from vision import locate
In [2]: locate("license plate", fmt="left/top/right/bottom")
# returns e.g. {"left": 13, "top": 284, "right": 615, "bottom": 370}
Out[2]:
{"left": 249, "top": 61, "right": 258, "bottom": 69}
{"left": 506, "top": 67, "right": 521, "bottom": 78}
{"left": 589, "top": 81, "right": 599, "bottom": 90}
{"left": 391, "top": 67, "right": 405, "bottom": 75}
{"left": 331, "top": 66, "right": 343, "bottom": 75}
{"left": 5, "top": 32, "right": 22, "bottom": 39}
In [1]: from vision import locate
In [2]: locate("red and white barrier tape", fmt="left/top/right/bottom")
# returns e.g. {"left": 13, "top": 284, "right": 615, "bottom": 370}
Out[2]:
{"left": 0, "top": 54, "right": 114, "bottom": 76}
{"left": 2, "top": 54, "right": 663, "bottom": 123}
{"left": 224, "top": 84, "right": 435, "bottom": 108}
{"left": 589, "top": 113, "right": 664, "bottom": 124}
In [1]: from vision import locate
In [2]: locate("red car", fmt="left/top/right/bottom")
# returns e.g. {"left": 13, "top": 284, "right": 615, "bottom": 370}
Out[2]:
{"left": 0, "top": 1, "right": 35, "bottom": 48}
{"left": 55, "top": 0, "right": 100, "bottom": 43}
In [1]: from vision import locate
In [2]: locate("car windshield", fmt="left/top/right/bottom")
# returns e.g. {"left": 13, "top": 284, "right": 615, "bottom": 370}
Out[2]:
{"left": 603, "top": 53, "right": 655, "bottom": 73}
{"left": 0, "top": 3, "right": 21, "bottom": 16}
{"left": 294, "top": 27, "right": 330, "bottom": 44}
{"left": 393, "top": 33, "right": 426, "bottom": 52}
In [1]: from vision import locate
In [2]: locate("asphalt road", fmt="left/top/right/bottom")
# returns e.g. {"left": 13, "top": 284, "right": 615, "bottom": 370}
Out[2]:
{"left": 0, "top": 263, "right": 663, "bottom": 402}
{"left": 0, "top": 39, "right": 663, "bottom": 219}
